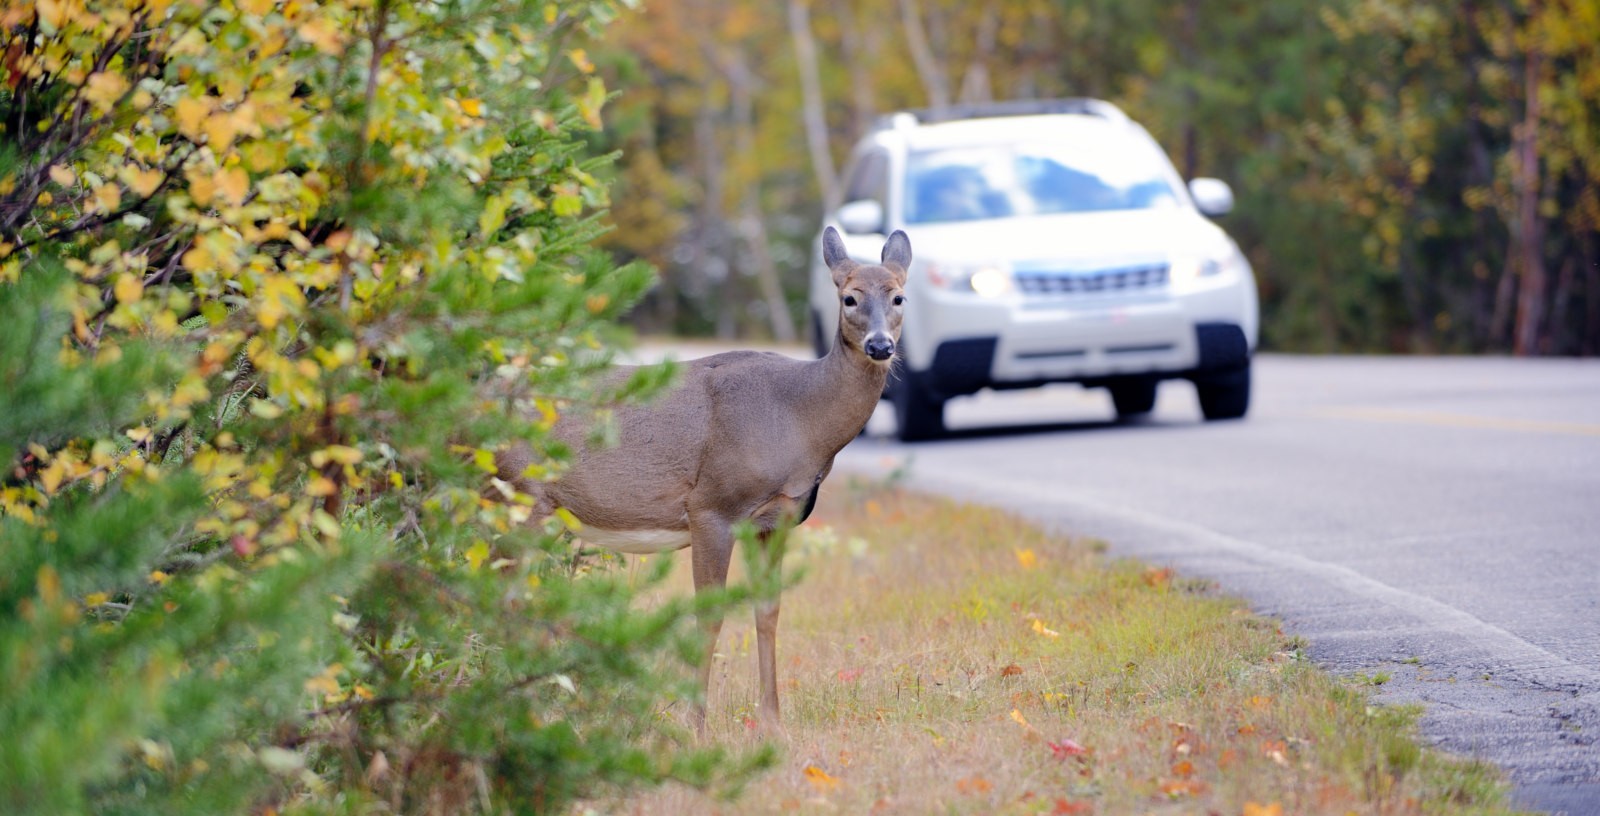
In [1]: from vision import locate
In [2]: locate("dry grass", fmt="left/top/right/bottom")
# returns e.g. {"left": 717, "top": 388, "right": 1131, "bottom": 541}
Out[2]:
{"left": 594, "top": 479, "right": 1526, "bottom": 816}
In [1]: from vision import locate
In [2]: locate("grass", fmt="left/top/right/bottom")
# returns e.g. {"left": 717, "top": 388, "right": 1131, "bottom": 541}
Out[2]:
{"left": 596, "top": 480, "right": 1527, "bottom": 815}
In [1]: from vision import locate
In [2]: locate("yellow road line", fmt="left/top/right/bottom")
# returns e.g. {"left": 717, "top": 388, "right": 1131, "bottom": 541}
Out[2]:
{"left": 1308, "top": 406, "right": 1600, "bottom": 437}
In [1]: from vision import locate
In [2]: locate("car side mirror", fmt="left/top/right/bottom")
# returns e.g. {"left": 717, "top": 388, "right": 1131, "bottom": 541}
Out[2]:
{"left": 836, "top": 199, "right": 886, "bottom": 235}
{"left": 1188, "top": 178, "right": 1234, "bottom": 217}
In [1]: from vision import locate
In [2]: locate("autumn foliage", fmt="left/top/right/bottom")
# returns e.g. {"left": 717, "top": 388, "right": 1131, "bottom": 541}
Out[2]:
{"left": 1, "top": 1, "right": 764, "bottom": 812}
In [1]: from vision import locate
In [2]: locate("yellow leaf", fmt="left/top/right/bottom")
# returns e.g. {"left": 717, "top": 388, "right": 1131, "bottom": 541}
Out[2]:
{"left": 83, "top": 71, "right": 128, "bottom": 113}
{"left": 187, "top": 166, "right": 217, "bottom": 206}
{"left": 465, "top": 541, "right": 490, "bottom": 571}
{"left": 92, "top": 182, "right": 121, "bottom": 213}
{"left": 297, "top": 17, "right": 347, "bottom": 55}
{"left": 48, "top": 165, "right": 75, "bottom": 187}
{"left": 568, "top": 48, "right": 594, "bottom": 74}
{"left": 85, "top": 592, "right": 110, "bottom": 606}
{"left": 1243, "top": 802, "right": 1284, "bottom": 816}
{"left": 1031, "top": 618, "right": 1060, "bottom": 638}
{"left": 123, "top": 166, "right": 163, "bottom": 197}
{"left": 205, "top": 112, "right": 240, "bottom": 151}
{"left": 802, "top": 765, "right": 839, "bottom": 792}
{"left": 1015, "top": 548, "right": 1038, "bottom": 569}
{"left": 1010, "top": 708, "right": 1036, "bottom": 731}
{"left": 181, "top": 243, "right": 213, "bottom": 273}
{"left": 554, "top": 506, "right": 583, "bottom": 531}
{"left": 458, "top": 97, "right": 483, "bottom": 117}
{"left": 149, "top": 570, "right": 170, "bottom": 586}
{"left": 216, "top": 166, "right": 249, "bottom": 206}
{"left": 175, "top": 97, "right": 210, "bottom": 140}
{"left": 114, "top": 273, "right": 143, "bottom": 304}
{"left": 39, "top": 459, "right": 67, "bottom": 494}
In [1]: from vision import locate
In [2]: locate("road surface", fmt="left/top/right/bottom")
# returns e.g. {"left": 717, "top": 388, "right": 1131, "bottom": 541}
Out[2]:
{"left": 823, "top": 354, "right": 1600, "bottom": 815}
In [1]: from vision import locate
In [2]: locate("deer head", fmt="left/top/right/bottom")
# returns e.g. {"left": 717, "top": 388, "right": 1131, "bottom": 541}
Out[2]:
{"left": 822, "top": 226, "right": 910, "bottom": 363}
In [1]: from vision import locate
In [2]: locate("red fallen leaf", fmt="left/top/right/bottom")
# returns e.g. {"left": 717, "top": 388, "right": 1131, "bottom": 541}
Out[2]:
{"left": 1048, "top": 738, "right": 1088, "bottom": 758}
{"left": 742, "top": 716, "right": 757, "bottom": 731}
{"left": 1000, "top": 663, "right": 1024, "bottom": 677}
{"left": 1158, "top": 778, "right": 1209, "bottom": 798}
{"left": 1170, "top": 759, "right": 1195, "bottom": 778}
{"left": 1052, "top": 799, "right": 1093, "bottom": 815}
{"left": 837, "top": 667, "right": 864, "bottom": 683}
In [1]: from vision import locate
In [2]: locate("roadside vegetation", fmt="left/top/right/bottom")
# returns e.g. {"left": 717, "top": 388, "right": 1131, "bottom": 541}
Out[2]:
{"left": 609, "top": 482, "right": 1528, "bottom": 815}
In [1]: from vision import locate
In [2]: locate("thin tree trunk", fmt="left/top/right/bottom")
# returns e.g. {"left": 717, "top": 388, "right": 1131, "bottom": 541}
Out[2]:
{"left": 898, "top": 0, "right": 949, "bottom": 110}
{"left": 692, "top": 94, "right": 734, "bottom": 339}
{"left": 836, "top": 0, "right": 879, "bottom": 137}
{"left": 1513, "top": 24, "right": 1545, "bottom": 355}
{"left": 956, "top": 6, "right": 998, "bottom": 104}
{"left": 788, "top": 0, "right": 841, "bottom": 212}
{"left": 724, "top": 48, "right": 799, "bottom": 343}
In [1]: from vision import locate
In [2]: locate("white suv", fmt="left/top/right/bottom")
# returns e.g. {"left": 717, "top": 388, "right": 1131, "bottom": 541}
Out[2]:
{"left": 807, "top": 99, "right": 1259, "bottom": 441}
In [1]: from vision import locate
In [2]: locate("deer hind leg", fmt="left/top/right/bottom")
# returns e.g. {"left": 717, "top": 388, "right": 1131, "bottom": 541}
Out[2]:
{"left": 688, "top": 514, "right": 734, "bottom": 738}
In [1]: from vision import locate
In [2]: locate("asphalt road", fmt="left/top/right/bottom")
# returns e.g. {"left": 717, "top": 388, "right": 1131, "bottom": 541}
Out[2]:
{"left": 827, "top": 354, "right": 1600, "bottom": 815}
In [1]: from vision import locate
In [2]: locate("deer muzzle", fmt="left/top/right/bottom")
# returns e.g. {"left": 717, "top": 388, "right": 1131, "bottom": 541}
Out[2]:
{"left": 864, "top": 332, "right": 896, "bottom": 361}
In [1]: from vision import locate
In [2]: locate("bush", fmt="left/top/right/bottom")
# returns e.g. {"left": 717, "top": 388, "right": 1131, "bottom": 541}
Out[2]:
{"left": 0, "top": 2, "right": 764, "bottom": 812}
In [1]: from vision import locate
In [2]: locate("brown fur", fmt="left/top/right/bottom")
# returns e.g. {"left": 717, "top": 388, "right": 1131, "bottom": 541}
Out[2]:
{"left": 495, "top": 227, "right": 911, "bottom": 733}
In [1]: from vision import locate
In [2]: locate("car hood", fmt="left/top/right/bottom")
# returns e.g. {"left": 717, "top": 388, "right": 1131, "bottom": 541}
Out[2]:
{"left": 896, "top": 209, "right": 1234, "bottom": 267}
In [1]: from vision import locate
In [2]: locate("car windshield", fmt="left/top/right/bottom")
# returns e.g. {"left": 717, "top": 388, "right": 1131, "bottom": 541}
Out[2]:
{"left": 903, "top": 132, "right": 1181, "bottom": 224}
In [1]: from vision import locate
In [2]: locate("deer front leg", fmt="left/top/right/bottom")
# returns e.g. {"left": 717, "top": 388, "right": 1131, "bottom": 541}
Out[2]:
{"left": 689, "top": 514, "right": 734, "bottom": 738}
{"left": 754, "top": 528, "right": 786, "bottom": 733}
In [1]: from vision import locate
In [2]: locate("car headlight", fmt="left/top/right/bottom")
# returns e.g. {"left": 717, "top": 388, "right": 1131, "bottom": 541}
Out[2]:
{"left": 1169, "top": 250, "right": 1244, "bottom": 285}
{"left": 921, "top": 260, "right": 1014, "bottom": 298}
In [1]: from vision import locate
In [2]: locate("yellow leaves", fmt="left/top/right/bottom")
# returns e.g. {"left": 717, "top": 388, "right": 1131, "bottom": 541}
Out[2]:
{"left": 578, "top": 76, "right": 607, "bottom": 128}
{"left": 256, "top": 274, "right": 306, "bottom": 329}
{"left": 310, "top": 445, "right": 362, "bottom": 468}
{"left": 1031, "top": 618, "right": 1060, "bottom": 638}
{"left": 567, "top": 48, "right": 594, "bottom": 74}
{"left": 122, "top": 165, "right": 163, "bottom": 197}
{"left": 304, "top": 663, "right": 344, "bottom": 697}
{"left": 217, "top": 166, "right": 250, "bottom": 206}
{"left": 83, "top": 71, "right": 129, "bottom": 113}
{"left": 1014, "top": 548, "right": 1037, "bottom": 569}
{"left": 49, "top": 165, "right": 76, "bottom": 187}
{"left": 465, "top": 541, "right": 490, "bottom": 571}
{"left": 176, "top": 97, "right": 212, "bottom": 140}
{"left": 149, "top": 570, "right": 171, "bottom": 586}
{"left": 802, "top": 765, "right": 839, "bottom": 792}
{"left": 84, "top": 592, "right": 110, "bottom": 607}
{"left": 297, "top": 17, "right": 347, "bottom": 55}
{"left": 1243, "top": 802, "right": 1284, "bottom": 816}
{"left": 458, "top": 97, "right": 484, "bottom": 117}
{"left": 114, "top": 273, "right": 143, "bottom": 304}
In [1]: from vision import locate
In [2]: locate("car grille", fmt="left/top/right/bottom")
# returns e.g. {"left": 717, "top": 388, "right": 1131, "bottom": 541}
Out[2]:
{"left": 1014, "top": 263, "right": 1169, "bottom": 296}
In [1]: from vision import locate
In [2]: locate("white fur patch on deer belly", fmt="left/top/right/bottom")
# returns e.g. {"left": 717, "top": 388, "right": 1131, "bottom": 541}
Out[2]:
{"left": 577, "top": 526, "right": 691, "bottom": 554}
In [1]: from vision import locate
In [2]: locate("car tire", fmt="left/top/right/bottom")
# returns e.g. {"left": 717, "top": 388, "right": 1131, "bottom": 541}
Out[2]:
{"left": 1108, "top": 377, "right": 1158, "bottom": 419}
{"left": 892, "top": 368, "right": 945, "bottom": 442}
{"left": 1194, "top": 362, "right": 1250, "bottom": 421}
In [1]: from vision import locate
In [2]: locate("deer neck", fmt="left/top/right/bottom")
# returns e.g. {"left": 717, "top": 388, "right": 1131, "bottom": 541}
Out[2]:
{"left": 797, "top": 330, "right": 890, "bottom": 453}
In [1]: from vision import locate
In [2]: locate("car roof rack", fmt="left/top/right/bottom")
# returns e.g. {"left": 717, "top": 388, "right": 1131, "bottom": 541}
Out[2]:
{"left": 872, "top": 98, "right": 1129, "bottom": 132}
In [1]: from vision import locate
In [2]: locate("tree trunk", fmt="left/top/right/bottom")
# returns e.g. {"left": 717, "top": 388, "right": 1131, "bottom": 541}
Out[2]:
{"left": 1512, "top": 26, "right": 1545, "bottom": 355}
{"left": 898, "top": 0, "right": 949, "bottom": 110}
{"left": 836, "top": 0, "right": 879, "bottom": 137}
{"left": 956, "top": 6, "right": 998, "bottom": 104}
{"left": 788, "top": 0, "right": 842, "bottom": 212}
{"left": 724, "top": 48, "right": 799, "bottom": 343}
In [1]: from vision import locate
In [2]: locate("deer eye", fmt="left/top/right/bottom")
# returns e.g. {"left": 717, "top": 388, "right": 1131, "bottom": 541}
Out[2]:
{"left": 842, "top": 295, "right": 857, "bottom": 308}
{"left": 892, "top": 294, "right": 905, "bottom": 306}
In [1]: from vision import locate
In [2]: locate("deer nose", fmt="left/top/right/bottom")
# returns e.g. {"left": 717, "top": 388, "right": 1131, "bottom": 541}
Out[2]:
{"left": 864, "top": 333, "right": 895, "bottom": 361}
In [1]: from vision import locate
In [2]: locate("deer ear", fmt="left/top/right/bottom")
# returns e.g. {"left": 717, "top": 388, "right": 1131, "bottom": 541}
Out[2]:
{"left": 881, "top": 230, "right": 913, "bottom": 274}
{"left": 822, "top": 226, "right": 858, "bottom": 289}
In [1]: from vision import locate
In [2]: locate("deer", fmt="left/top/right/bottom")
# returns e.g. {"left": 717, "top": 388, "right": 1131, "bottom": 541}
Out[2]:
{"left": 493, "top": 227, "right": 910, "bottom": 735}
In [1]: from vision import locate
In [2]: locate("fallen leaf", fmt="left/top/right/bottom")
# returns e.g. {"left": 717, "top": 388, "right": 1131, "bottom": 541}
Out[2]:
{"left": 1052, "top": 799, "right": 1093, "bottom": 815}
{"left": 1243, "top": 802, "right": 1284, "bottom": 816}
{"left": 1247, "top": 694, "right": 1273, "bottom": 711}
{"left": 1015, "top": 548, "right": 1038, "bottom": 569}
{"left": 954, "top": 775, "right": 992, "bottom": 795}
{"left": 999, "top": 663, "right": 1024, "bottom": 677}
{"left": 1143, "top": 566, "right": 1174, "bottom": 589}
{"left": 1171, "top": 759, "right": 1194, "bottom": 778}
{"left": 1031, "top": 618, "right": 1060, "bottom": 638}
{"left": 1048, "top": 738, "right": 1087, "bottom": 758}
{"left": 802, "top": 765, "right": 839, "bottom": 792}
{"left": 1158, "top": 778, "right": 1208, "bottom": 798}
{"left": 836, "top": 667, "right": 864, "bottom": 683}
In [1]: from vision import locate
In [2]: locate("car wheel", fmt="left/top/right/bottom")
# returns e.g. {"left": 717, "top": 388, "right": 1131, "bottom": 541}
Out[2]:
{"left": 1194, "top": 362, "right": 1250, "bottom": 421}
{"left": 892, "top": 368, "right": 945, "bottom": 442}
{"left": 1107, "top": 377, "right": 1158, "bottom": 419}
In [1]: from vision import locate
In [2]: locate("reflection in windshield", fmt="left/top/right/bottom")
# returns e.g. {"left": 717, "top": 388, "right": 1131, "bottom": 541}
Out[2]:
{"left": 904, "top": 138, "right": 1180, "bottom": 224}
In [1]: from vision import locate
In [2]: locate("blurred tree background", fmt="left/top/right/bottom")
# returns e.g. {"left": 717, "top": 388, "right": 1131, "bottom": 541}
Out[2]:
{"left": 596, "top": 0, "right": 1599, "bottom": 355}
